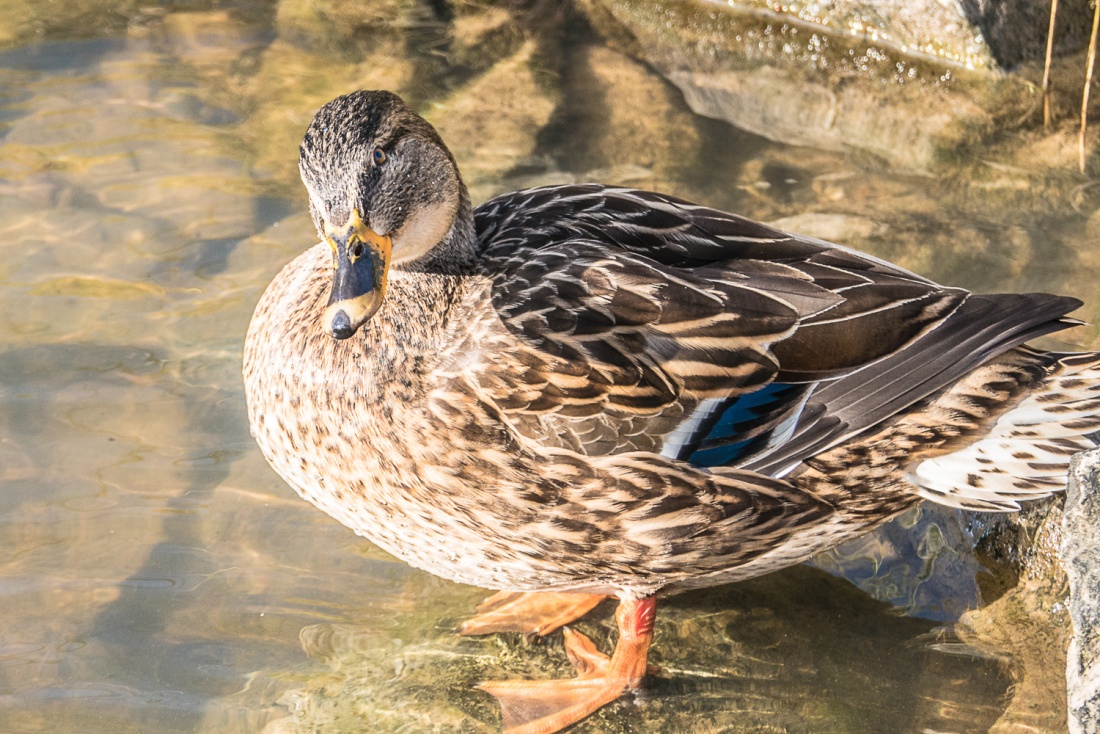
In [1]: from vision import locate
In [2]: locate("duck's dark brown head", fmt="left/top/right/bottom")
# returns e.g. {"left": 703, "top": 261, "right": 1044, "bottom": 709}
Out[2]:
{"left": 299, "top": 90, "right": 463, "bottom": 339}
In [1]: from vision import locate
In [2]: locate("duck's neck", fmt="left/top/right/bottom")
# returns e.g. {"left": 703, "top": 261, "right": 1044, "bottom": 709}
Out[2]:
{"left": 378, "top": 185, "right": 478, "bottom": 357}
{"left": 400, "top": 186, "right": 478, "bottom": 276}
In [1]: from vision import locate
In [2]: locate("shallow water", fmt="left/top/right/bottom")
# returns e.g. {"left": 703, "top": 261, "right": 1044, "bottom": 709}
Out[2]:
{"left": 0, "top": 2, "right": 1097, "bottom": 733}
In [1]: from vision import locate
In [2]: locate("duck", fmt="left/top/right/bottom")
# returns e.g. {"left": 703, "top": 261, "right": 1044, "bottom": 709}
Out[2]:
{"left": 243, "top": 89, "right": 1100, "bottom": 734}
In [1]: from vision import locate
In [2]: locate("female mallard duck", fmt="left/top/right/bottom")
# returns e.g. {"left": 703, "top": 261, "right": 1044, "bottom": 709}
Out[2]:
{"left": 244, "top": 90, "right": 1100, "bottom": 734}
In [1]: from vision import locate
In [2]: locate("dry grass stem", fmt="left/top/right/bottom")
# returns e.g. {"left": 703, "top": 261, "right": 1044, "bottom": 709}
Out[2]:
{"left": 1044, "top": 0, "right": 1059, "bottom": 130}
{"left": 1081, "top": 0, "right": 1100, "bottom": 173}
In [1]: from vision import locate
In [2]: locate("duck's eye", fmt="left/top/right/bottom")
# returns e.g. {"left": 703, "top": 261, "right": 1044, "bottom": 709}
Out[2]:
{"left": 372, "top": 148, "right": 386, "bottom": 166}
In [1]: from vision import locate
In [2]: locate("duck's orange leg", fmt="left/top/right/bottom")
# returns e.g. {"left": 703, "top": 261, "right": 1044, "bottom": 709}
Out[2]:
{"left": 457, "top": 591, "right": 607, "bottom": 637}
{"left": 478, "top": 596, "right": 656, "bottom": 734}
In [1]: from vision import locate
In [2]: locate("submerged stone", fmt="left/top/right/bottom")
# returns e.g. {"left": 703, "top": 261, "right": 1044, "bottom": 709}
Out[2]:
{"left": 426, "top": 39, "right": 559, "bottom": 204}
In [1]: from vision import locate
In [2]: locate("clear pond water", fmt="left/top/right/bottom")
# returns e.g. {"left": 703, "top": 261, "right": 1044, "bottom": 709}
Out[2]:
{"left": 1, "top": 2, "right": 1098, "bottom": 733}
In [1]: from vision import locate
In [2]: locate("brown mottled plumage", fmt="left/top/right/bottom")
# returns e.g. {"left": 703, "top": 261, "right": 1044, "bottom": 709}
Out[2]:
{"left": 243, "top": 90, "right": 1100, "bottom": 734}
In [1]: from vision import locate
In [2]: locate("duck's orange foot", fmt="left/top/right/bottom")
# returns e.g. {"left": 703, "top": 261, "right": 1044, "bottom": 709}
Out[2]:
{"left": 478, "top": 597, "right": 656, "bottom": 734}
{"left": 457, "top": 591, "right": 606, "bottom": 637}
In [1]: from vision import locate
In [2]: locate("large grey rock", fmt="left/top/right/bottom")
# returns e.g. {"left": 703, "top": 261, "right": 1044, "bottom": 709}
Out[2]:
{"left": 697, "top": 0, "right": 1098, "bottom": 70}
{"left": 584, "top": 0, "right": 1094, "bottom": 73}
{"left": 577, "top": 0, "right": 1016, "bottom": 172}
{"left": 577, "top": 0, "right": 1100, "bottom": 172}
{"left": 1063, "top": 448, "right": 1100, "bottom": 734}
{"left": 700, "top": 0, "right": 995, "bottom": 71}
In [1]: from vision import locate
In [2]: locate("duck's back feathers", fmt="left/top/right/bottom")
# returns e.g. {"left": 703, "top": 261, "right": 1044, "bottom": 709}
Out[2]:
{"left": 473, "top": 185, "right": 1083, "bottom": 478}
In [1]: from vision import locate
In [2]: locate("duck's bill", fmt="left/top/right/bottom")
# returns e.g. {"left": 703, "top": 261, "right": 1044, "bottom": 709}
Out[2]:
{"left": 321, "top": 212, "right": 393, "bottom": 340}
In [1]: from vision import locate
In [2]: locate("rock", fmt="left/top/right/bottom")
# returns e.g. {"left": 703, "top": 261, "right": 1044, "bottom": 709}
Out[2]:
{"left": 1063, "top": 448, "right": 1100, "bottom": 734}
{"left": 448, "top": 4, "right": 527, "bottom": 77}
{"left": 232, "top": 38, "right": 415, "bottom": 190}
{"left": 960, "top": 0, "right": 1096, "bottom": 68}
{"left": 426, "top": 40, "right": 559, "bottom": 204}
{"left": 582, "top": 0, "right": 1094, "bottom": 73}
{"left": 274, "top": 0, "right": 438, "bottom": 53}
{"left": 0, "top": 0, "right": 137, "bottom": 50}
{"left": 537, "top": 43, "right": 707, "bottom": 196}
{"left": 576, "top": 0, "right": 1015, "bottom": 172}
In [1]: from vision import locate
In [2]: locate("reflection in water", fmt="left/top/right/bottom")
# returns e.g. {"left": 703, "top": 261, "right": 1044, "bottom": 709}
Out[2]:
{"left": 0, "top": 2, "right": 1094, "bottom": 733}
{"left": 281, "top": 567, "right": 1012, "bottom": 733}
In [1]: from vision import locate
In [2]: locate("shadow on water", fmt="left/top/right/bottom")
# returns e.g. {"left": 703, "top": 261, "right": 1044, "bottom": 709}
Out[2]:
{"left": 81, "top": 381, "right": 248, "bottom": 733}
{"left": 270, "top": 565, "right": 1012, "bottom": 733}
{"left": 0, "top": 342, "right": 248, "bottom": 732}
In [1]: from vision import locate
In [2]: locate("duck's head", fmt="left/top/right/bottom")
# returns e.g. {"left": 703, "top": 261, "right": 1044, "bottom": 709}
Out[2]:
{"left": 299, "top": 90, "right": 464, "bottom": 339}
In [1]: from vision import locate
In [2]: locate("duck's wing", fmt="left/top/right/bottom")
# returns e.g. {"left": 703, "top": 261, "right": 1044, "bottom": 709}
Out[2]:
{"left": 472, "top": 185, "right": 1081, "bottom": 470}
{"left": 741, "top": 292, "right": 1083, "bottom": 476}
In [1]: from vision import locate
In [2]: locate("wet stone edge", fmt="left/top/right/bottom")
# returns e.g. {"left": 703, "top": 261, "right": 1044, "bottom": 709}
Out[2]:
{"left": 1063, "top": 446, "right": 1100, "bottom": 733}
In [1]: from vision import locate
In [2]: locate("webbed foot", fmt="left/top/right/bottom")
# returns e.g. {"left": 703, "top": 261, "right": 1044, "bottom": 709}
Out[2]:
{"left": 477, "top": 597, "right": 656, "bottom": 734}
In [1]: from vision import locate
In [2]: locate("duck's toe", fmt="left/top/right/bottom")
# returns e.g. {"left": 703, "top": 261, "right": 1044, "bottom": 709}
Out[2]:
{"left": 457, "top": 591, "right": 606, "bottom": 638}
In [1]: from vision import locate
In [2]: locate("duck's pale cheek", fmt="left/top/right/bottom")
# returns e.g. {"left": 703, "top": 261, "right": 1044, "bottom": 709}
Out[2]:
{"left": 391, "top": 196, "right": 459, "bottom": 264}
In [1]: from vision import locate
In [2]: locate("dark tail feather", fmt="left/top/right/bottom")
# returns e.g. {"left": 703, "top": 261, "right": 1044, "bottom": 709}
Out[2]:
{"left": 743, "top": 293, "right": 1083, "bottom": 476}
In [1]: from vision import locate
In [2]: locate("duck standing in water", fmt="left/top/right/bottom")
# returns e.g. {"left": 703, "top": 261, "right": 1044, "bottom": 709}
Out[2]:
{"left": 244, "top": 90, "right": 1100, "bottom": 734}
